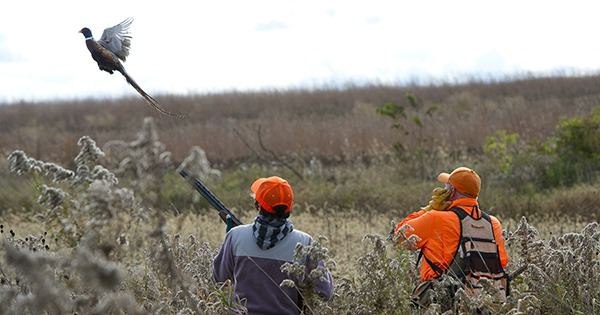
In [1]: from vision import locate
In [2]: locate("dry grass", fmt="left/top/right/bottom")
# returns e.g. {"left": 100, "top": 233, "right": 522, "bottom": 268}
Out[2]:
{"left": 2, "top": 75, "right": 600, "bottom": 167}
{"left": 2, "top": 75, "right": 600, "bottom": 313}
{"left": 1, "top": 202, "right": 595, "bottom": 314}
{"left": 0, "top": 132, "right": 597, "bottom": 314}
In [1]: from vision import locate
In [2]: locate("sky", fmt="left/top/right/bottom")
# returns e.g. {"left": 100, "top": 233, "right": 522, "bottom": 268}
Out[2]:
{"left": 1, "top": 0, "right": 600, "bottom": 102}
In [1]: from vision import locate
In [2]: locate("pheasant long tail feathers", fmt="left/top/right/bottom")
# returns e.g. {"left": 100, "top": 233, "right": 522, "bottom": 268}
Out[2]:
{"left": 120, "top": 71, "right": 184, "bottom": 118}
{"left": 82, "top": 19, "right": 184, "bottom": 119}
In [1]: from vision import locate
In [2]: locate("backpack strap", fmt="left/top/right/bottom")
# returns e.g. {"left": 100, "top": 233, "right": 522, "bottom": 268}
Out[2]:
{"left": 449, "top": 207, "right": 468, "bottom": 280}
{"left": 416, "top": 250, "right": 444, "bottom": 276}
{"left": 481, "top": 211, "right": 491, "bottom": 223}
{"left": 452, "top": 206, "right": 469, "bottom": 220}
{"left": 416, "top": 207, "right": 467, "bottom": 278}
{"left": 452, "top": 205, "right": 491, "bottom": 222}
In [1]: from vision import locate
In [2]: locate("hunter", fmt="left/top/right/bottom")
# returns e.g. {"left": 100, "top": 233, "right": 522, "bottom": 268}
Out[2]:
{"left": 213, "top": 176, "right": 334, "bottom": 314}
{"left": 393, "top": 166, "right": 509, "bottom": 307}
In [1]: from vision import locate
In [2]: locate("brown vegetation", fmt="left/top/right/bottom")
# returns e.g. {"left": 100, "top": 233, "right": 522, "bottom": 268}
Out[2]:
{"left": 2, "top": 75, "right": 600, "bottom": 168}
{"left": 2, "top": 72, "right": 600, "bottom": 313}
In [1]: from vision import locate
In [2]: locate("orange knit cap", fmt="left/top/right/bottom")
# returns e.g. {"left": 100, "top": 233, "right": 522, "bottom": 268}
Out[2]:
{"left": 437, "top": 166, "right": 481, "bottom": 198}
{"left": 251, "top": 176, "right": 294, "bottom": 214}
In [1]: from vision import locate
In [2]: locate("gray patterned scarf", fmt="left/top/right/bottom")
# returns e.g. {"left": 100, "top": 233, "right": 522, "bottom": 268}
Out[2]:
{"left": 252, "top": 214, "right": 294, "bottom": 250}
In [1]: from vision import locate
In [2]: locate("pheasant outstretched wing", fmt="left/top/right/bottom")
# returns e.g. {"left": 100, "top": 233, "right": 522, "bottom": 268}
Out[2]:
{"left": 99, "top": 17, "right": 133, "bottom": 61}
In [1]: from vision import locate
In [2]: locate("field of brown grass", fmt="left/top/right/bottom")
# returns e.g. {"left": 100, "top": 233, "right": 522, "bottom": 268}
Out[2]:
{"left": 2, "top": 75, "right": 600, "bottom": 168}
{"left": 1, "top": 75, "right": 600, "bottom": 313}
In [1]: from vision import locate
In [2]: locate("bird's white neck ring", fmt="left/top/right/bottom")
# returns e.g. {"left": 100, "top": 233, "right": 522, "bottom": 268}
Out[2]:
{"left": 85, "top": 36, "right": 93, "bottom": 40}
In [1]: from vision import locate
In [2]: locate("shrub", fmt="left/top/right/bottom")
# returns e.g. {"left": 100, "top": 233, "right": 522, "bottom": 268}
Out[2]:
{"left": 482, "top": 106, "right": 600, "bottom": 192}
{"left": 545, "top": 106, "right": 600, "bottom": 186}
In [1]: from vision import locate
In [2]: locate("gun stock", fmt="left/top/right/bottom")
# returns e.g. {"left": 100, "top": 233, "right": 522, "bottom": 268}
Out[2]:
{"left": 179, "top": 169, "right": 243, "bottom": 227}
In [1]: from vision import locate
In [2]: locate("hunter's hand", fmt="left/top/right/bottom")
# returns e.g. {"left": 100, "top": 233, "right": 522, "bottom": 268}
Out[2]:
{"left": 392, "top": 224, "right": 421, "bottom": 251}
{"left": 225, "top": 214, "right": 235, "bottom": 233}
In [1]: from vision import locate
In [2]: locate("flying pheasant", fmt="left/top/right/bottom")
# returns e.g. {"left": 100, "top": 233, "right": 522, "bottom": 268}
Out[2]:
{"left": 79, "top": 18, "right": 183, "bottom": 118}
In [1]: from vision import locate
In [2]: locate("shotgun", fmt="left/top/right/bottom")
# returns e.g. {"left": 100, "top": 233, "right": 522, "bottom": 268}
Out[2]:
{"left": 179, "top": 168, "right": 243, "bottom": 227}
{"left": 508, "top": 264, "right": 528, "bottom": 281}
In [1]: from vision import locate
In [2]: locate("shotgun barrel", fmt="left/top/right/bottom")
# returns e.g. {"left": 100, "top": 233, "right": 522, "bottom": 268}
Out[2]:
{"left": 179, "top": 168, "right": 243, "bottom": 226}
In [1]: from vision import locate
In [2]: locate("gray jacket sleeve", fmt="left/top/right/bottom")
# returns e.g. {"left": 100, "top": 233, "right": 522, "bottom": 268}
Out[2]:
{"left": 213, "top": 232, "right": 235, "bottom": 283}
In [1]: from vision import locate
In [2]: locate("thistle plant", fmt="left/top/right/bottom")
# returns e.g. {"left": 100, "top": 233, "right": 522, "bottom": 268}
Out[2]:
{"left": 8, "top": 136, "right": 117, "bottom": 188}
{"left": 0, "top": 238, "right": 148, "bottom": 314}
{"left": 451, "top": 277, "right": 507, "bottom": 314}
{"left": 507, "top": 216, "right": 543, "bottom": 265}
{"left": 7, "top": 150, "right": 74, "bottom": 182}
{"left": 279, "top": 236, "right": 334, "bottom": 314}
{"left": 503, "top": 219, "right": 600, "bottom": 314}
{"left": 144, "top": 213, "right": 246, "bottom": 314}
{"left": 177, "top": 146, "right": 221, "bottom": 180}
{"left": 75, "top": 136, "right": 106, "bottom": 169}
{"left": 2, "top": 242, "right": 71, "bottom": 314}
{"left": 6, "top": 135, "right": 137, "bottom": 253}
{"left": 38, "top": 184, "right": 67, "bottom": 210}
{"left": 332, "top": 234, "right": 413, "bottom": 314}
{"left": 72, "top": 247, "right": 123, "bottom": 292}
{"left": 102, "top": 117, "right": 175, "bottom": 204}
{"left": 103, "top": 117, "right": 173, "bottom": 178}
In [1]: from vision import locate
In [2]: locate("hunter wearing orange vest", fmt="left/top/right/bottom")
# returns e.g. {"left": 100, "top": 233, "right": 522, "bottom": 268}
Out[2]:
{"left": 393, "top": 167, "right": 509, "bottom": 306}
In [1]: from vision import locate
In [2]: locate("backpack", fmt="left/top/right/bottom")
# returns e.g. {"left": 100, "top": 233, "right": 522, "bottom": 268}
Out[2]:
{"left": 416, "top": 206, "right": 508, "bottom": 302}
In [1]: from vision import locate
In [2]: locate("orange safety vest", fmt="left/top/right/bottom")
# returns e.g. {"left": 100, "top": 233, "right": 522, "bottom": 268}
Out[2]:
{"left": 395, "top": 198, "right": 509, "bottom": 282}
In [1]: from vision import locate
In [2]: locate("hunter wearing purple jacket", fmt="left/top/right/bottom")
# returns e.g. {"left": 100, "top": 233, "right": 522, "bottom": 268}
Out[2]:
{"left": 213, "top": 176, "right": 334, "bottom": 314}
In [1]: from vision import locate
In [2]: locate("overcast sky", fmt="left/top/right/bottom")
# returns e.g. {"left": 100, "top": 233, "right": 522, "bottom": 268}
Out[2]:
{"left": 1, "top": 1, "right": 600, "bottom": 102}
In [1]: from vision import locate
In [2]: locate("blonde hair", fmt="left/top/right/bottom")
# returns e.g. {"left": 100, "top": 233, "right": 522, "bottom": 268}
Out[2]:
{"left": 421, "top": 187, "right": 452, "bottom": 211}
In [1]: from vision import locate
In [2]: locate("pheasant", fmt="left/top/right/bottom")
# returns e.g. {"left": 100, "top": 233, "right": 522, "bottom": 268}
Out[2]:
{"left": 79, "top": 18, "right": 183, "bottom": 118}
